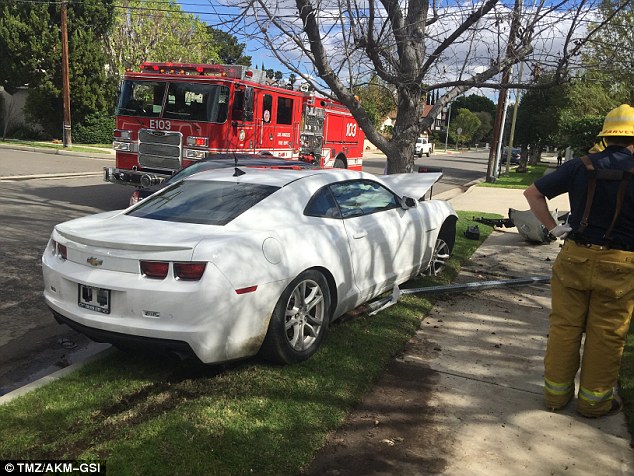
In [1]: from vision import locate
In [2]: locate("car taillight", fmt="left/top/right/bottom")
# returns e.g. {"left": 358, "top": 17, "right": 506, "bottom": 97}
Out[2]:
{"left": 174, "top": 262, "right": 207, "bottom": 281}
{"left": 140, "top": 261, "right": 169, "bottom": 279}
{"left": 51, "top": 240, "right": 67, "bottom": 260}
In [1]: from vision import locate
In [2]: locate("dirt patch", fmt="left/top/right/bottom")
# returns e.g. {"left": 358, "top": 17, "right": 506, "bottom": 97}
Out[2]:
{"left": 303, "top": 340, "right": 456, "bottom": 476}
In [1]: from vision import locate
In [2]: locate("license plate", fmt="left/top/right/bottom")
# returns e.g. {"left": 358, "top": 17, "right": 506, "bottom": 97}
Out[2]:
{"left": 78, "top": 284, "right": 111, "bottom": 314}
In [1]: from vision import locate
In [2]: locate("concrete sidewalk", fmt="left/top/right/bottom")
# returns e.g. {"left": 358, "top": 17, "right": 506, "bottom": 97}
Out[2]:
{"left": 419, "top": 186, "right": 632, "bottom": 474}
{"left": 309, "top": 184, "right": 632, "bottom": 475}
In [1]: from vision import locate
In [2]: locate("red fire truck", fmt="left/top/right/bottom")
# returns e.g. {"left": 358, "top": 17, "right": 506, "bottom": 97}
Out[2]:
{"left": 105, "top": 62, "right": 365, "bottom": 186}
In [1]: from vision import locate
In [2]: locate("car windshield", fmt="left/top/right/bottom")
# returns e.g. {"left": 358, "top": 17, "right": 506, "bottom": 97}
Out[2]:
{"left": 127, "top": 180, "right": 279, "bottom": 225}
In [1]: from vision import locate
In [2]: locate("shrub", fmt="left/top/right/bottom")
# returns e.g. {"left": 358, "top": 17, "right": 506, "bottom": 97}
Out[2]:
{"left": 11, "top": 124, "right": 47, "bottom": 141}
{"left": 73, "top": 113, "right": 115, "bottom": 144}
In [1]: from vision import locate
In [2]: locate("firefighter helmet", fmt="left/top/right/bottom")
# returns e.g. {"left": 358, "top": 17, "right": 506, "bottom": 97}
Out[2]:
{"left": 597, "top": 104, "right": 634, "bottom": 137}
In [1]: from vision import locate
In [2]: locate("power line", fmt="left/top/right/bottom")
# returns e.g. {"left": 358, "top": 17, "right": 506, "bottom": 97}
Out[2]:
{"left": 2, "top": 0, "right": 607, "bottom": 24}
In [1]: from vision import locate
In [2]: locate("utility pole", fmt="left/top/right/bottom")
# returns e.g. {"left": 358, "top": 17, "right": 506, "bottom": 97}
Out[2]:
{"left": 444, "top": 103, "right": 452, "bottom": 151}
{"left": 60, "top": 0, "right": 72, "bottom": 147}
{"left": 486, "top": 0, "right": 522, "bottom": 182}
{"left": 503, "top": 62, "right": 524, "bottom": 175}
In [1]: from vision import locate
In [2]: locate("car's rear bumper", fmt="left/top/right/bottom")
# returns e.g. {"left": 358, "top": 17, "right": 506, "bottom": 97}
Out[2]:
{"left": 42, "top": 254, "right": 281, "bottom": 363}
{"left": 50, "top": 308, "right": 199, "bottom": 360}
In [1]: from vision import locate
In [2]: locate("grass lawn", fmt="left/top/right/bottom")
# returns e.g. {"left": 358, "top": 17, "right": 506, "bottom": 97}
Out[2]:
{"left": 478, "top": 164, "right": 547, "bottom": 189}
{"left": 0, "top": 211, "right": 498, "bottom": 475}
{"left": 0, "top": 139, "right": 112, "bottom": 154}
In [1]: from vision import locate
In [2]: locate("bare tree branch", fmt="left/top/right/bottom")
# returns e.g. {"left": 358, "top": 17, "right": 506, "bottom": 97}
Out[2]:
{"left": 223, "top": 0, "right": 618, "bottom": 172}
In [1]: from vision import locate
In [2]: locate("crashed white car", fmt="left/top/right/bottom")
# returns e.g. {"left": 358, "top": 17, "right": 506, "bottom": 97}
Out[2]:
{"left": 42, "top": 168, "right": 457, "bottom": 364}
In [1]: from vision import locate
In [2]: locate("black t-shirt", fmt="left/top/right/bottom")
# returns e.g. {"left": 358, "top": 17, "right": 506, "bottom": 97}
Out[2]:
{"left": 534, "top": 146, "right": 634, "bottom": 247}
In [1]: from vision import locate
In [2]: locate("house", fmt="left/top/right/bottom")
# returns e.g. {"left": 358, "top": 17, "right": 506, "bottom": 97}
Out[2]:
{"left": 0, "top": 86, "right": 29, "bottom": 136}
{"left": 381, "top": 104, "right": 446, "bottom": 134}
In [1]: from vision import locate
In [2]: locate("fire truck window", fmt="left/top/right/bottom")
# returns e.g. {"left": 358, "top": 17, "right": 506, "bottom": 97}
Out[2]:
{"left": 116, "top": 80, "right": 164, "bottom": 117}
{"left": 164, "top": 83, "right": 229, "bottom": 123}
{"left": 262, "top": 95, "right": 273, "bottom": 123}
{"left": 244, "top": 87, "right": 254, "bottom": 121}
{"left": 277, "top": 97, "right": 294, "bottom": 125}
{"left": 232, "top": 90, "right": 245, "bottom": 121}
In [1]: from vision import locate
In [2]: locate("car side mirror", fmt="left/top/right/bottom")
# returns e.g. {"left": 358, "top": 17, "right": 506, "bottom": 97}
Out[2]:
{"left": 401, "top": 196, "right": 417, "bottom": 209}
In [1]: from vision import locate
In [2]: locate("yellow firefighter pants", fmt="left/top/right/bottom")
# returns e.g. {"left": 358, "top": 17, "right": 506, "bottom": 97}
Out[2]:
{"left": 545, "top": 240, "right": 634, "bottom": 417}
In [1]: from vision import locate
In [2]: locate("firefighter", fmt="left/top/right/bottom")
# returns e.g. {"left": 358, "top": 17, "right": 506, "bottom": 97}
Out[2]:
{"left": 523, "top": 104, "right": 634, "bottom": 418}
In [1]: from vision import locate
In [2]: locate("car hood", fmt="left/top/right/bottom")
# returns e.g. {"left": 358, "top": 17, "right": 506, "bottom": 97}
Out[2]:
{"left": 379, "top": 172, "right": 443, "bottom": 200}
{"left": 54, "top": 211, "right": 216, "bottom": 251}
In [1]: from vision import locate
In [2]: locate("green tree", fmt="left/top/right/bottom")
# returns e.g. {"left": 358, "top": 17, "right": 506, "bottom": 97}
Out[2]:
{"left": 516, "top": 72, "right": 622, "bottom": 161}
{"left": 208, "top": 28, "right": 251, "bottom": 66}
{"left": 450, "top": 108, "right": 481, "bottom": 146}
{"left": 353, "top": 76, "right": 396, "bottom": 132}
{"left": 560, "top": 115, "right": 605, "bottom": 155}
{"left": 452, "top": 95, "right": 496, "bottom": 118}
{"left": 106, "top": 0, "right": 220, "bottom": 78}
{"left": 583, "top": 0, "right": 634, "bottom": 104}
{"left": 473, "top": 111, "right": 493, "bottom": 145}
{"left": 451, "top": 95, "right": 495, "bottom": 144}
{"left": 515, "top": 74, "right": 569, "bottom": 160}
{"left": 0, "top": 0, "right": 116, "bottom": 137}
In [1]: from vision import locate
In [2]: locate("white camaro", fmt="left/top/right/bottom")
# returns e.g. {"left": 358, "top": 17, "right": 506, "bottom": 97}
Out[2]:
{"left": 42, "top": 168, "right": 457, "bottom": 364}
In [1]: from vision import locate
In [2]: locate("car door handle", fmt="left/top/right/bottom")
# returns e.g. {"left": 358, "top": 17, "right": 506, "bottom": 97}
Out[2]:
{"left": 353, "top": 231, "right": 368, "bottom": 239}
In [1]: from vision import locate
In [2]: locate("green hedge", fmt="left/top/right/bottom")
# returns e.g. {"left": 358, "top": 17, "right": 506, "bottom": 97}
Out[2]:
{"left": 73, "top": 113, "right": 115, "bottom": 144}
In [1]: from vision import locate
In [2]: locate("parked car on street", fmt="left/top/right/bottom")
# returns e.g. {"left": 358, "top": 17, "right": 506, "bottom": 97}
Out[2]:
{"left": 501, "top": 147, "right": 522, "bottom": 165}
{"left": 42, "top": 168, "right": 457, "bottom": 365}
{"left": 415, "top": 137, "right": 433, "bottom": 157}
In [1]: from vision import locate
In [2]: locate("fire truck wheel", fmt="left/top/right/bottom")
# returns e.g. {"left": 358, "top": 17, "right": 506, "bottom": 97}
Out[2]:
{"left": 260, "top": 270, "right": 331, "bottom": 364}
{"left": 334, "top": 158, "right": 346, "bottom": 169}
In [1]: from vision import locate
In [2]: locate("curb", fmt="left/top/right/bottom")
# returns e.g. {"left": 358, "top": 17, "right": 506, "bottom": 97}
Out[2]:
{"left": 0, "top": 345, "right": 114, "bottom": 405}
{"left": 0, "top": 172, "right": 103, "bottom": 181}
{"left": 0, "top": 142, "right": 114, "bottom": 160}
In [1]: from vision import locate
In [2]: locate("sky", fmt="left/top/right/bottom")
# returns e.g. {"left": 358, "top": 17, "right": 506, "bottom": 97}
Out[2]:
{"left": 174, "top": 0, "right": 289, "bottom": 73}
{"left": 171, "top": 0, "right": 596, "bottom": 104}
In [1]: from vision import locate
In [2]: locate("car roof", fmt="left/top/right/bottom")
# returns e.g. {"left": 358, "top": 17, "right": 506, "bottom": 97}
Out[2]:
{"left": 177, "top": 158, "right": 316, "bottom": 172}
{"left": 166, "top": 157, "right": 318, "bottom": 183}
{"left": 183, "top": 166, "right": 371, "bottom": 188}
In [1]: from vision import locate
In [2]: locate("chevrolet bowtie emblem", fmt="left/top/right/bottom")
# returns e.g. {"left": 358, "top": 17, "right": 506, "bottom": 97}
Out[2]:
{"left": 87, "top": 257, "right": 103, "bottom": 267}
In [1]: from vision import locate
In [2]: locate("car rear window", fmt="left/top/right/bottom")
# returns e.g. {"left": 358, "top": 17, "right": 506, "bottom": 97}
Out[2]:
{"left": 127, "top": 180, "right": 279, "bottom": 225}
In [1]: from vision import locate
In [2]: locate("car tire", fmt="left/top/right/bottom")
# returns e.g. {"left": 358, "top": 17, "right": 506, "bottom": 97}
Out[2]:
{"left": 426, "top": 151, "right": 431, "bottom": 157}
{"left": 334, "top": 158, "right": 346, "bottom": 169}
{"left": 424, "top": 219, "right": 456, "bottom": 276}
{"left": 260, "top": 270, "right": 331, "bottom": 364}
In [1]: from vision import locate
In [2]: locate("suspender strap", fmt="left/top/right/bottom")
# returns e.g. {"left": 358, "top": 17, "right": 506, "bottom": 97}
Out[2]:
{"left": 578, "top": 156, "right": 594, "bottom": 233}
{"left": 578, "top": 155, "right": 634, "bottom": 240}
{"left": 605, "top": 168, "right": 634, "bottom": 241}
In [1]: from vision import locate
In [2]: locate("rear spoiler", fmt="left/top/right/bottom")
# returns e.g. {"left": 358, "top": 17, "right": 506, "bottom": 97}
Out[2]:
{"left": 379, "top": 167, "right": 443, "bottom": 200}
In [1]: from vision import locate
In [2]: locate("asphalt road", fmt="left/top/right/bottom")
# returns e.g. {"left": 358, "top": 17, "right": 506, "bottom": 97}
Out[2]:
{"left": 0, "top": 146, "right": 488, "bottom": 395}
{"left": 362, "top": 148, "right": 489, "bottom": 193}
